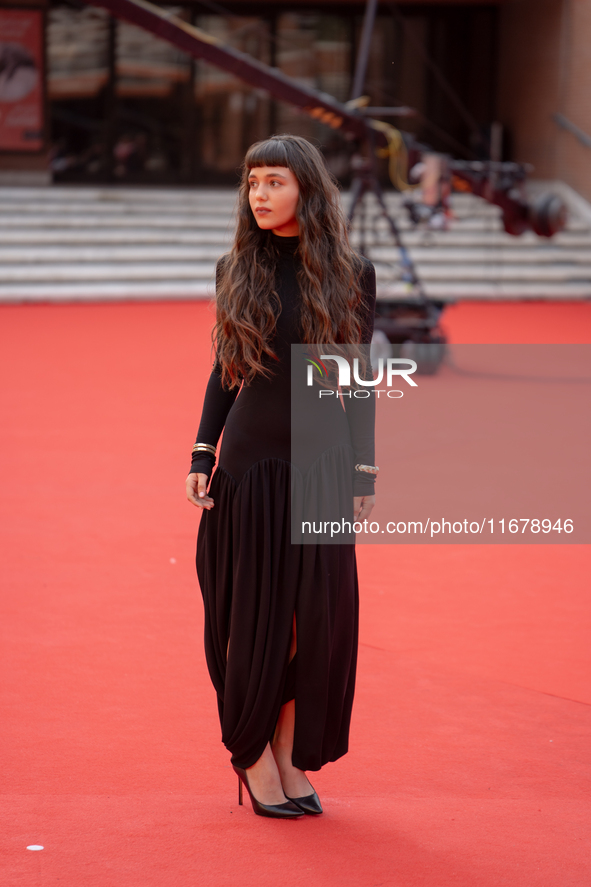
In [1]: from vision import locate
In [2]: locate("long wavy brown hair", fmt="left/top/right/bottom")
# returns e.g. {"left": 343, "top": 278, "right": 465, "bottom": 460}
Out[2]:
{"left": 214, "top": 135, "right": 366, "bottom": 389}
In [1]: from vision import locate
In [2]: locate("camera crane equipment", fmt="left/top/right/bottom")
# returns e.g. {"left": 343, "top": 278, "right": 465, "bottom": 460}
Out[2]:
{"left": 344, "top": 0, "right": 444, "bottom": 370}
{"left": 84, "top": 0, "right": 568, "bottom": 372}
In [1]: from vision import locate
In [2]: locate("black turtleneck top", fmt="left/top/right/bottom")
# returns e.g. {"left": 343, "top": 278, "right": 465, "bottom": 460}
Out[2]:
{"left": 190, "top": 232, "right": 376, "bottom": 496}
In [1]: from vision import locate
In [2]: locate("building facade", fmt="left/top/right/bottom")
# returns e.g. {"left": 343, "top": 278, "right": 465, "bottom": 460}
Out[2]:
{"left": 0, "top": 0, "right": 589, "bottom": 200}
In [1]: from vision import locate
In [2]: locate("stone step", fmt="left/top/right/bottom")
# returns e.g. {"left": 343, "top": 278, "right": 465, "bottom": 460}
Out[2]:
{"left": 0, "top": 185, "right": 576, "bottom": 214}
{"left": 0, "top": 202, "right": 506, "bottom": 222}
{"left": 0, "top": 202, "right": 237, "bottom": 217}
{"left": 0, "top": 261, "right": 213, "bottom": 281}
{"left": 0, "top": 281, "right": 212, "bottom": 300}
{"left": 359, "top": 231, "right": 591, "bottom": 247}
{"left": 3, "top": 199, "right": 583, "bottom": 228}
{"left": 0, "top": 186, "right": 502, "bottom": 207}
{"left": 1, "top": 260, "right": 588, "bottom": 284}
{"left": 370, "top": 247, "right": 591, "bottom": 263}
{"left": 0, "top": 279, "right": 588, "bottom": 302}
{"left": 0, "top": 215, "right": 520, "bottom": 233}
{"left": 378, "top": 281, "right": 591, "bottom": 298}
{"left": 0, "top": 214, "right": 235, "bottom": 229}
{"left": 0, "top": 245, "right": 224, "bottom": 262}
{"left": 3, "top": 214, "right": 588, "bottom": 233}
{"left": 0, "top": 229, "right": 588, "bottom": 249}
{"left": 0, "top": 229, "right": 233, "bottom": 245}
{"left": 377, "top": 263, "right": 591, "bottom": 282}
{"left": 0, "top": 186, "right": 238, "bottom": 203}
{"left": 0, "top": 245, "right": 589, "bottom": 264}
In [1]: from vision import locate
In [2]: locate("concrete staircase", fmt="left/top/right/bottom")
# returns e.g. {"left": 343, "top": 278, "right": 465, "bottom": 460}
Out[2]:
{"left": 1, "top": 185, "right": 590, "bottom": 302}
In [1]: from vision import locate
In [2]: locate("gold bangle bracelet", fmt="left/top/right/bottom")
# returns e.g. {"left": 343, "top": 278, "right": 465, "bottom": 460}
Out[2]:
{"left": 354, "top": 463, "right": 379, "bottom": 475}
{"left": 192, "top": 443, "right": 217, "bottom": 456}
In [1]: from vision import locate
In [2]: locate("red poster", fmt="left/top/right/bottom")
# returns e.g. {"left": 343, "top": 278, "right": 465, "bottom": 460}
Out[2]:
{"left": 0, "top": 8, "right": 44, "bottom": 151}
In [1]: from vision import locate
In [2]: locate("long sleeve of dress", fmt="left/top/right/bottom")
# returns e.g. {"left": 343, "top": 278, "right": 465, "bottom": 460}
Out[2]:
{"left": 343, "top": 258, "right": 377, "bottom": 496}
{"left": 189, "top": 365, "right": 240, "bottom": 477}
{"left": 189, "top": 257, "right": 240, "bottom": 478}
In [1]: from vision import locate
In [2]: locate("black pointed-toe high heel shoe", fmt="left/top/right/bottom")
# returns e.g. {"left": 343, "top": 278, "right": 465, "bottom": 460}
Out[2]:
{"left": 285, "top": 787, "right": 323, "bottom": 815}
{"left": 233, "top": 765, "right": 304, "bottom": 819}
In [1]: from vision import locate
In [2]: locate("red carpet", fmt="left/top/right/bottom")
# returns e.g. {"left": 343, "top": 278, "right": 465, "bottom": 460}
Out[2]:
{"left": 1, "top": 300, "right": 590, "bottom": 886}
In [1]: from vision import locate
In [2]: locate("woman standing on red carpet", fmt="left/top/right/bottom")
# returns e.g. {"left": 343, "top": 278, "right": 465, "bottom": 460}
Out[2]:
{"left": 186, "top": 135, "right": 376, "bottom": 818}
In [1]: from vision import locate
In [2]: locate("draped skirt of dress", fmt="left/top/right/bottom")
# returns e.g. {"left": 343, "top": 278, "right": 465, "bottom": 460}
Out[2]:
{"left": 196, "top": 441, "right": 359, "bottom": 772}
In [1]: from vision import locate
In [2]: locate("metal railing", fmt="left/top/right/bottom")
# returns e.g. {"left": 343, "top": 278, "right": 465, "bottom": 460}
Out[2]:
{"left": 553, "top": 112, "right": 591, "bottom": 150}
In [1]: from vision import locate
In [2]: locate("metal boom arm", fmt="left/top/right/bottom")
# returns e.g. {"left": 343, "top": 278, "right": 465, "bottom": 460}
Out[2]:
{"left": 85, "top": 0, "right": 383, "bottom": 146}
{"left": 83, "top": 0, "right": 566, "bottom": 240}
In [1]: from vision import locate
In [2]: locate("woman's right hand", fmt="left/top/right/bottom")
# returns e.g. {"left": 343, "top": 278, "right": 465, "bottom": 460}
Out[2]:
{"left": 186, "top": 472, "right": 214, "bottom": 509}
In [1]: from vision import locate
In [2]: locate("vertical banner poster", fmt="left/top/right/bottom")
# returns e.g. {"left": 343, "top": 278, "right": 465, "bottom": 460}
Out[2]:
{"left": 0, "top": 8, "right": 44, "bottom": 151}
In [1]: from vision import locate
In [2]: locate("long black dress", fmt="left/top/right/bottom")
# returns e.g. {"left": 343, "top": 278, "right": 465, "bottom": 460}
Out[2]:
{"left": 190, "top": 232, "right": 376, "bottom": 771}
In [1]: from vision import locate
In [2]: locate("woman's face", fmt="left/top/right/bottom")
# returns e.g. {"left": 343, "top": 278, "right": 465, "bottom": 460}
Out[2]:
{"left": 248, "top": 166, "right": 300, "bottom": 237}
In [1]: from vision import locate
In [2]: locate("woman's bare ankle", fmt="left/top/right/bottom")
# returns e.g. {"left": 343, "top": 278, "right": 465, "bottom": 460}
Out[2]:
{"left": 243, "top": 744, "right": 287, "bottom": 806}
{"left": 271, "top": 746, "right": 312, "bottom": 798}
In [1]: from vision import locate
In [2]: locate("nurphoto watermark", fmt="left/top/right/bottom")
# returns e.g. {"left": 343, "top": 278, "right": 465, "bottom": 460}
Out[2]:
{"left": 290, "top": 344, "right": 591, "bottom": 545}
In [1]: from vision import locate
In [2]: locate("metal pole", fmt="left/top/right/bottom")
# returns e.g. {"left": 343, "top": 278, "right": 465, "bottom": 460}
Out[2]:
{"left": 103, "top": 14, "right": 117, "bottom": 182}
{"left": 350, "top": 0, "right": 379, "bottom": 101}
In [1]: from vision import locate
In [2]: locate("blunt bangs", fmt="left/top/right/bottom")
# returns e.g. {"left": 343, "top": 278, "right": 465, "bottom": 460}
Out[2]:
{"left": 244, "top": 137, "right": 291, "bottom": 171}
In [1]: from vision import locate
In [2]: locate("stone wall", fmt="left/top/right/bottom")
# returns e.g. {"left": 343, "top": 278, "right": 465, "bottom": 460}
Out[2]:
{"left": 498, "top": 0, "right": 591, "bottom": 201}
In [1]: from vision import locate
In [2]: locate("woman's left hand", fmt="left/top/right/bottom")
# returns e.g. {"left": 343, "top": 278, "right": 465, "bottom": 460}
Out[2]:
{"left": 354, "top": 494, "right": 375, "bottom": 521}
